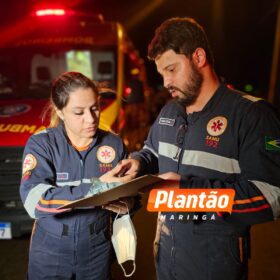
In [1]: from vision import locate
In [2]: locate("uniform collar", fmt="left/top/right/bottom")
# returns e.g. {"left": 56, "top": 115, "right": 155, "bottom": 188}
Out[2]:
{"left": 198, "top": 83, "right": 227, "bottom": 115}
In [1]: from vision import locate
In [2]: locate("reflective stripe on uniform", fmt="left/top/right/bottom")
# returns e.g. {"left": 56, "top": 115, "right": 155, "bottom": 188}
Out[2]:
{"left": 82, "top": 178, "right": 92, "bottom": 183}
{"left": 250, "top": 180, "right": 280, "bottom": 218}
{"left": 143, "top": 145, "right": 159, "bottom": 158}
{"left": 56, "top": 178, "right": 91, "bottom": 187}
{"left": 24, "top": 183, "right": 53, "bottom": 218}
{"left": 181, "top": 150, "right": 241, "bottom": 174}
{"left": 56, "top": 180, "right": 81, "bottom": 187}
{"left": 158, "top": 142, "right": 180, "bottom": 162}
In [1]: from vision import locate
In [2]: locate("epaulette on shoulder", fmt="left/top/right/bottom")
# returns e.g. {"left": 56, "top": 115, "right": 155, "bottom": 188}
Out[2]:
{"left": 241, "top": 94, "right": 263, "bottom": 102}
{"left": 232, "top": 88, "right": 262, "bottom": 103}
{"left": 34, "top": 128, "right": 47, "bottom": 135}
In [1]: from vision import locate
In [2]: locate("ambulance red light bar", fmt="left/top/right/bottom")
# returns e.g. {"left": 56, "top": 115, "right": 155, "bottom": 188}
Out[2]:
{"left": 35, "top": 9, "right": 66, "bottom": 17}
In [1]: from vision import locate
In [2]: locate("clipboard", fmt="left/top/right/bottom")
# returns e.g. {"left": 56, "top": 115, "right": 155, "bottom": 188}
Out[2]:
{"left": 58, "top": 174, "right": 163, "bottom": 209}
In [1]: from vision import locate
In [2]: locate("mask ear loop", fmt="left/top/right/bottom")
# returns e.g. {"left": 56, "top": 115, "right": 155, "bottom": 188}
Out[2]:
{"left": 119, "top": 200, "right": 129, "bottom": 215}
{"left": 114, "top": 200, "right": 129, "bottom": 221}
{"left": 115, "top": 207, "right": 122, "bottom": 220}
{"left": 115, "top": 200, "right": 136, "bottom": 277}
{"left": 120, "top": 261, "right": 136, "bottom": 277}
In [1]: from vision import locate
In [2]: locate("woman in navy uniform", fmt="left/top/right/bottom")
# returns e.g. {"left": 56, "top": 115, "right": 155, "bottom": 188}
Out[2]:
{"left": 20, "top": 72, "right": 135, "bottom": 280}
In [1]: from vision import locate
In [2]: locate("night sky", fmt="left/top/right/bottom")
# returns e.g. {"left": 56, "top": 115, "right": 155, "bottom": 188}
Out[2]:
{"left": 0, "top": 0, "right": 279, "bottom": 100}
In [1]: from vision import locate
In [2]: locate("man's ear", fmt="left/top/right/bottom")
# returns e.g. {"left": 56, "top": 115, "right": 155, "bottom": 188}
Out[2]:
{"left": 192, "top": 48, "right": 206, "bottom": 68}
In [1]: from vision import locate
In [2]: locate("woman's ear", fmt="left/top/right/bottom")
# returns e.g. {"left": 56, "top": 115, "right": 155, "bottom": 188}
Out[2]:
{"left": 55, "top": 108, "right": 64, "bottom": 121}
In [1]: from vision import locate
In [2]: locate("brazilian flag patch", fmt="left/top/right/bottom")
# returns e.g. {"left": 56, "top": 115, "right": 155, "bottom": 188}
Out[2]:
{"left": 265, "top": 136, "right": 280, "bottom": 152}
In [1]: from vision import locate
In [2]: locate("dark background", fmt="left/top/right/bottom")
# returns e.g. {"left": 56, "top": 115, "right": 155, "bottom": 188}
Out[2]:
{"left": 0, "top": 0, "right": 279, "bottom": 101}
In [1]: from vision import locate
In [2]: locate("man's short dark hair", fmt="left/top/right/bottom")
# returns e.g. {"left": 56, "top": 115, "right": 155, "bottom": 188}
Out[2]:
{"left": 148, "top": 17, "right": 214, "bottom": 66}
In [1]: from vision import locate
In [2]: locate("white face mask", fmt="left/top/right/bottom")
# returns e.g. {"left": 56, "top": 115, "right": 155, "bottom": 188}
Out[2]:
{"left": 111, "top": 212, "right": 137, "bottom": 277}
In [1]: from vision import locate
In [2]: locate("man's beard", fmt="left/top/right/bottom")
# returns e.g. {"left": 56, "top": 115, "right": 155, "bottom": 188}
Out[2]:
{"left": 170, "top": 61, "right": 203, "bottom": 107}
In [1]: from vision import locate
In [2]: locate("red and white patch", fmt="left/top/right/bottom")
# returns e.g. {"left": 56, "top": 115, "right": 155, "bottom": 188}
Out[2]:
{"left": 207, "top": 116, "right": 228, "bottom": 136}
{"left": 22, "top": 154, "right": 37, "bottom": 175}
{"left": 97, "top": 146, "right": 116, "bottom": 164}
{"left": 21, "top": 171, "right": 31, "bottom": 182}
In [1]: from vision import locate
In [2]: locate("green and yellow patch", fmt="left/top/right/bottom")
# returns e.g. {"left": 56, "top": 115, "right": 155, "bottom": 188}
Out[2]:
{"left": 265, "top": 136, "right": 280, "bottom": 152}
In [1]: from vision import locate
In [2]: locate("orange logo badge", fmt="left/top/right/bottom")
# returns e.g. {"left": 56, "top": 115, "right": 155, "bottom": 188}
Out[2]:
{"left": 147, "top": 188, "right": 235, "bottom": 213}
{"left": 207, "top": 116, "right": 228, "bottom": 136}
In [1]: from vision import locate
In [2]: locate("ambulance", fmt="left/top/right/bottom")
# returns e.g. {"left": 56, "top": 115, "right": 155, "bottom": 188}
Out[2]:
{"left": 0, "top": 7, "right": 151, "bottom": 237}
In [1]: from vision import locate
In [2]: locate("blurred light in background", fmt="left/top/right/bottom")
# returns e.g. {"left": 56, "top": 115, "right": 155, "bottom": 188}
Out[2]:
{"left": 35, "top": 9, "right": 66, "bottom": 16}
{"left": 244, "top": 83, "right": 254, "bottom": 92}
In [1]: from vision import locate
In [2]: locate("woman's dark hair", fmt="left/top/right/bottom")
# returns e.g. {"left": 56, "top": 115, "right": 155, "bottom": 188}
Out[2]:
{"left": 148, "top": 17, "right": 214, "bottom": 66}
{"left": 48, "top": 72, "right": 98, "bottom": 127}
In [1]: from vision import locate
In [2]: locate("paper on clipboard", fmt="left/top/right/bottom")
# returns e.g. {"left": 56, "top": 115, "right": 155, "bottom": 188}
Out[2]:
{"left": 58, "top": 174, "right": 163, "bottom": 209}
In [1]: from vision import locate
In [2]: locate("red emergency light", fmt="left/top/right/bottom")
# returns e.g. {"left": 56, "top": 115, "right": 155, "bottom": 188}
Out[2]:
{"left": 124, "top": 86, "right": 132, "bottom": 98}
{"left": 35, "top": 9, "right": 66, "bottom": 17}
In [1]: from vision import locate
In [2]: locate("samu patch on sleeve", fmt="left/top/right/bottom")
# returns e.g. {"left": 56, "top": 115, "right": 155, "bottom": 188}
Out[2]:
{"left": 21, "top": 171, "right": 31, "bottom": 182}
{"left": 265, "top": 136, "right": 280, "bottom": 152}
{"left": 22, "top": 154, "right": 37, "bottom": 174}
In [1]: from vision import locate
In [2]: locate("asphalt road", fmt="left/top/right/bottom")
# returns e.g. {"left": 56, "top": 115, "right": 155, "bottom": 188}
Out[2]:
{"left": 1, "top": 194, "right": 280, "bottom": 280}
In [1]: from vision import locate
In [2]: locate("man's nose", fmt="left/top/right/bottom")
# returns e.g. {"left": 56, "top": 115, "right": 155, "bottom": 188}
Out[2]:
{"left": 163, "top": 76, "right": 172, "bottom": 89}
